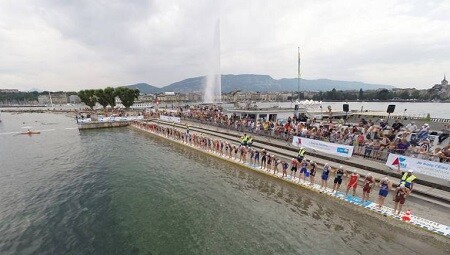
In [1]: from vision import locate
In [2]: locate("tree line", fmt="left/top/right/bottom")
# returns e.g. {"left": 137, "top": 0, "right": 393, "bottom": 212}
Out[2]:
{"left": 78, "top": 87, "right": 140, "bottom": 109}
{"left": 311, "top": 88, "right": 435, "bottom": 101}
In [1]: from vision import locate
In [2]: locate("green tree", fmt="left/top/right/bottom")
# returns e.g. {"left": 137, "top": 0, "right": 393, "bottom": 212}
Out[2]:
{"left": 358, "top": 88, "right": 364, "bottom": 100}
{"left": 376, "top": 89, "right": 392, "bottom": 100}
{"left": 399, "top": 91, "right": 410, "bottom": 100}
{"left": 115, "top": 87, "right": 140, "bottom": 109}
{"left": 104, "top": 87, "right": 117, "bottom": 108}
{"left": 78, "top": 89, "right": 97, "bottom": 109}
{"left": 95, "top": 89, "right": 109, "bottom": 109}
{"left": 411, "top": 90, "right": 421, "bottom": 100}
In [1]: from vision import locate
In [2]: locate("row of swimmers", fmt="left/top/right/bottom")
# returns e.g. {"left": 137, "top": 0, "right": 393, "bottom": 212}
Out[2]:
{"left": 135, "top": 122, "right": 413, "bottom": 215}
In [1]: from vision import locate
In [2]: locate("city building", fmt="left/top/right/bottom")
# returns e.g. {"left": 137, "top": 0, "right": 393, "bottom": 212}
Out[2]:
{"left": 0, "top": 89, "right": 20, "bottom": 93}
{"left": 430, "top": 75, "right": 450, "bottom": 99}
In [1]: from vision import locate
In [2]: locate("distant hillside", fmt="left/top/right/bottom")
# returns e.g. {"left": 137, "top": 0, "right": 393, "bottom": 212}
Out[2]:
{"left": 162, "top": 76, "right": 205, "bottom": 92}
{"left": 125, "top": 74, "right": 395, "bottom": 94}
{"left": 123, "top": 83, "right": 161, "bottom": 94}
{"left": 278, "top": 78, "right": 394, "bottom": 91}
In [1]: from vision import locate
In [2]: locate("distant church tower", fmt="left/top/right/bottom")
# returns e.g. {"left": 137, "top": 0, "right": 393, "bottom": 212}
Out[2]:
{"left": 442, "top": 75, "right": 448, "bottom": 86}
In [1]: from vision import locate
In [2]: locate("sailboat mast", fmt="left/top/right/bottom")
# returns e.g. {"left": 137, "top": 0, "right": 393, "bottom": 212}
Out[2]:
{"left": 48, "top": 91, "right": 54, "bottom": 107}
{"left": 297, "top": 47, "right": 301, "bottom": 101}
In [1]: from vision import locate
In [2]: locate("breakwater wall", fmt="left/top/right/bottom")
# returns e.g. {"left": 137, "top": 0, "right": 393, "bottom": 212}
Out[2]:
{"left": 78, "top": 121, "right": 129, "bottom": 130}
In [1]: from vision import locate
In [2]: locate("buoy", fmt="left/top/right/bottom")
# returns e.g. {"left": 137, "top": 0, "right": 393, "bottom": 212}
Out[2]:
{"left": 402, "top": 210, "right": 412, "bottom": 222}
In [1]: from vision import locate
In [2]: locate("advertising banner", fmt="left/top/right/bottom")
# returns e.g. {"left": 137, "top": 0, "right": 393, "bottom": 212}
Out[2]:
{"left": 160, "top": 115, "right": 181, "bottom": 123}
{"left": 292, "top": 136, "right": 354, "bottom": 158}
{"left": 385, "top": 153, "right": 450, "bottom": 180}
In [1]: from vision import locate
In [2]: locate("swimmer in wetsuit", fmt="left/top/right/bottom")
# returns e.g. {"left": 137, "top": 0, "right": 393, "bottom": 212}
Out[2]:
{"left": 299, "top": 160, "right": 308, "bottom": 182}
{"left": 332, "top": 166, "right": 345, "bottom": 193}
{"left": 281, "top": 161, "right": 288, "bottom": 178}
{"left": 309, "top": 161, "right": 316, "bottom": 186}
{"left": 267, "top": 154, "right": 273, "bottom": 172}
{"left": 361, "top": 173, "right": 375, "bottom": 203}
{"left": 290, "top": 158, "right": 298, "bottom": 179}
{"left": 345, "top": 170, "right": 359, "bottom": 197}
{"left": 393, "top": 184, "right": 409, "bottom": 215}
{"left": 320, "top": 163, "right": 331, "bottom": 190}
{"left": 254, "top": 149, "right": 260, "bottom": 167}
{"left": 260, "top": 149, "right": 267, "bottom": 169}
{"left": 376, "top": 177, "right": 391, "bottom": 209}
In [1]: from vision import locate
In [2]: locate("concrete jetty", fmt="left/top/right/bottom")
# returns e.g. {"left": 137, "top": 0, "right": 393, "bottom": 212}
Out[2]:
{"left": 130, "top": 121, "right": 450, "bottom": 239}
{"left": 147, "top": 119, "right": 450, "bottom": 222}
{"left": 78, "top": 121, "right": 129, "bottom": 130}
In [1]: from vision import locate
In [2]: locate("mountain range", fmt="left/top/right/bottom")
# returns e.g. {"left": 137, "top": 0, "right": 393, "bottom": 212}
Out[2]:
{"left": 125, "top": 74, "right": 395, "bottom": 94}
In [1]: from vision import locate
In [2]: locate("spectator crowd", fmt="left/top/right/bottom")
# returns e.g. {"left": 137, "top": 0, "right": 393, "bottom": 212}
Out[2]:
{"left": 151, "top": 105, "right": 450, "bottom": 163}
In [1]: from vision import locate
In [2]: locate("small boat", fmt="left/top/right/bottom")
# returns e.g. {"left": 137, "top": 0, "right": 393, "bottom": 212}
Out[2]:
{"left": 20, "top": 131, "right": 41, "bottom": 135}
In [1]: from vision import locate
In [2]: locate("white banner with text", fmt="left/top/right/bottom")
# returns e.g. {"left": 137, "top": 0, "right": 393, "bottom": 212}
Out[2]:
{"left": 292, "top": 136, "right": 354, "bottom": 158}
{"left": 385, "top": 153, "right": 450, "bottom": 180}
{"left": 160, "top": 115, "right": 181, "bottom": 123}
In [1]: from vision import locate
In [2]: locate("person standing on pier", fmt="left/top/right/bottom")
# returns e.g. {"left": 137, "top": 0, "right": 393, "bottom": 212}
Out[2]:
{"left": 393, "top": 184, "right": 409, "bottom": 215}
{"left": 397, "top": 164, "right": 416, "bottom": 192}
{"left": 376, "top": 177, "right": 392, "bottom": 209}
{"left": 299, "top": 159, "right": 308, "bottom": 182}
{"left": 332, "top": 166, "right": 345, "bottom": 193}
{"left": 297, "top": 147, "right": 306, "bottom": 162}
{"left": 361, "top": 173, "right": 375, "bottom": 203}
{"left": 320, "top": 163, "right": 331, "bottom": 190}
{"left": 290, "top": 158, "right": 298, "bottom": 179}
{"left": 345, "top": 170, "right": 359, "bottom": 197}
{"left": 261, "top": 149, "right": 267, "bottom": 169}
{"left": 254, "top": 149, "right": 260, "bottom": 167}
{"left": 309, "top": 161, "right": 317, "bottom": 186}
{"left": 281, "top": 160, "right": 288, "bottom": 178}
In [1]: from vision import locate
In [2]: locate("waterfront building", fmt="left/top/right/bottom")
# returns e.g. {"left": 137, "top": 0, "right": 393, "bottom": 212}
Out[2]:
{"left": 430, "top": 75, "right": 450, "bottom": 99}
{"left": 0, "top": 89, "right": 20, "bottom": 93}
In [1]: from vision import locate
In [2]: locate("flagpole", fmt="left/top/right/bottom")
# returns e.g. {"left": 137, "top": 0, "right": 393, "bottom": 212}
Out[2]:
{"left": 297, "top": 47, "right": 301, "bottom": 101}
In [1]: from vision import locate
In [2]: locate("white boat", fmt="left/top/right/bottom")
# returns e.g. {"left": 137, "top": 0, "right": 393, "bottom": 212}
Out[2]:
{"left": 225, "top": 100, "right": 350, "bottom": 122}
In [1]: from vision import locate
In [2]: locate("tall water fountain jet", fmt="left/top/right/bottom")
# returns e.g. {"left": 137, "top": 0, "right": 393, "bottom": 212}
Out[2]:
{"left": 203, "top": 20, "right": 221, "bottom": 103}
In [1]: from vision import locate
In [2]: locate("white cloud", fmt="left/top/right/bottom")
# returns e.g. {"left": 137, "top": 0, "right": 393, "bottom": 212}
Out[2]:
{"left": 0, "top": 0, "right": 449, "bottom": 91}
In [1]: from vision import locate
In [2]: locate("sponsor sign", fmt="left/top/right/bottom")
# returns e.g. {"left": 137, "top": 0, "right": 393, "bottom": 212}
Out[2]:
{"left": 160, "top": 115, "right": 181, "bottom": 123}
{"left": 386, "top": 153, "right": 450, "bottom": 180}
{"left": 292, "top": 136, "right": 354, "bottom": 158}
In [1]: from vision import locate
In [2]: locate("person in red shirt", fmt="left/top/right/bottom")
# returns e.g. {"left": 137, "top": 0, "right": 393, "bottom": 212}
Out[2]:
{"left": 361, "top": 173, "right": 375, "bottom": 203}
{"left": 345, "top": 170, "right": 359, "bottom": 197}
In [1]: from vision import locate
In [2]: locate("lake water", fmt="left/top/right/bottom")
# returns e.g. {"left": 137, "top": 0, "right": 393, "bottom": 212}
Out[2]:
{"left": 0, "top": 113, "right": 448, "bottom": 254}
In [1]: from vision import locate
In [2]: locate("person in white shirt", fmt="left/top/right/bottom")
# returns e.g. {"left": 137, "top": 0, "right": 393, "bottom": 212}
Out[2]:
{"left": 405, "top": 122, "right": 417, "bottom": 132}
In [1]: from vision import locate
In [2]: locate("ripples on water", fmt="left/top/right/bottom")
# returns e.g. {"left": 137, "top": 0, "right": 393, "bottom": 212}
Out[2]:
{"left": 0, "top": 113, "right": 448, "bottom": 254}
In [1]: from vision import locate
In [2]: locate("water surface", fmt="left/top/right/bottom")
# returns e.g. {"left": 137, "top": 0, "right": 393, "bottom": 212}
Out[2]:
{"left": 0, "top": 113, "right": 448, "bottom": 254}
